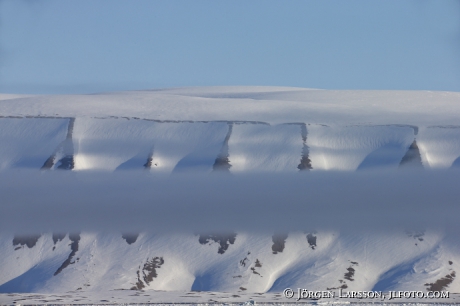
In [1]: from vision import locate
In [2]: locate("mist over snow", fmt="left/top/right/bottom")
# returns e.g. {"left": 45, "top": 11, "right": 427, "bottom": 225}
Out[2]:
{"left": 1, "top": 170, "right": 460, "bottom": 233}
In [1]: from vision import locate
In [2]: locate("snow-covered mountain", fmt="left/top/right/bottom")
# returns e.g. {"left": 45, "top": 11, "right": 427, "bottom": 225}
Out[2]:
{"left": 0, "top": 87, "right": 459, "bottom": 172}
{"left": 1, "top": 230, "right": 459, "bottom": 294}
{"left": 1, "top": 87, "right": 460, "bottom": 300}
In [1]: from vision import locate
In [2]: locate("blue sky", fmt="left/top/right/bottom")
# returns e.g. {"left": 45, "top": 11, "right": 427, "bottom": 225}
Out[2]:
{"left": 0, "top": 0, "right": 459, "bottom": 94}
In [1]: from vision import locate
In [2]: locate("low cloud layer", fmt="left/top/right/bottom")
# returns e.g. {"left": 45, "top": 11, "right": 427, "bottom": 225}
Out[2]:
{"left": 1, "top": 170, "right": 459, "bottom": 233}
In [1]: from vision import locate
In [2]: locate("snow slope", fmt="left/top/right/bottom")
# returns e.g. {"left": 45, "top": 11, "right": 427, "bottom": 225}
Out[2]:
{"left": 0, "top": 118, "right": 459, "bottom": 172}
{"left": 307, "top": 125, "right": 416, "bottom": 171}
{"left": 227, "top": 123, "right": 304, "bottom": 172}
{"left": 418, "top": 126, "right": 460, "bottom": 169}
{"left": 0, "top": 118, "right": 69, "bottom": 170}
{"left": 1, "top": 230, "right": 459, "bottom": 294}
{"left": 71, "top": 118, "right": 229, "bottom": 172}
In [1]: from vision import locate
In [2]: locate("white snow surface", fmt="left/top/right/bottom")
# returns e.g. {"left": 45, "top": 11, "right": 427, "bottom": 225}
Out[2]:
{"left": 0, "top": 87, "right": 459, "bottom": 125}
{"left": 228, "top": 124, "right": 303, "bottom": 172}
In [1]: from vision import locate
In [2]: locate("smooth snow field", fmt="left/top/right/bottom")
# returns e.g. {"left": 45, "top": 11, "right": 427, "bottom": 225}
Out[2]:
{"left": 0, "top": 87, "right": 460, "bottom": 304}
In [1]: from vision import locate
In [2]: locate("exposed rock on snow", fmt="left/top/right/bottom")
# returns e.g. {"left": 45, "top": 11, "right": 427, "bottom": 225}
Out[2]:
{"left": 344, "top": 262, "right": 358, "bottom": 281}
{"left": 132, "top": 257, "right": 164, "bottom": 290}
{"left": 12, "top": 235, "right": 41, "bottom": 249}
{"left": 250, "top": 259, "right": 263, "bottom": 277}
{"left": 271, "top": 233, "right": 288, "bottom": 254}
{"left": 306, "top": 232, "right": 317, "bottom": 250}
{"left": 41, "top": 118, "right": 75, "bottom": 170}
{"left": 399, "top": 140, "right": 423, "bottom": 168}
{"left": 297, "top": 123, "right": 312, "bottom": 171}
{"left": 122, "top": 233, "right": 139, "bottom": 245}
{"left": 212, "top": 123, "right": 233, "bottom": 172}
{"left": 52, "top": 233, "right": 66, "bottom": 251}
{"left": 198, "top": 233, "right": 237, "bottom": 254}
{"left": 52, "top": 233, "right": 66, "bottom": 245}
{"left": 54, "top": 233, "right": 80, "bottom": 276}
{"left": 425, "top": 271, "right": 456, "bottom": 291}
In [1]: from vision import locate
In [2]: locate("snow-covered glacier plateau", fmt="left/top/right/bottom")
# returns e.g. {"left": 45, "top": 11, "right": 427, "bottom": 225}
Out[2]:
{"left": 1, "top": 87, "right": 460, "bottom": 304}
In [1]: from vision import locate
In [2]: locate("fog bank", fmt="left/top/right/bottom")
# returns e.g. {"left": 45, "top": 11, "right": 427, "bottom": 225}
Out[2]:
{"left": 1, "top": 170, "right": 459, "bottom": 233}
